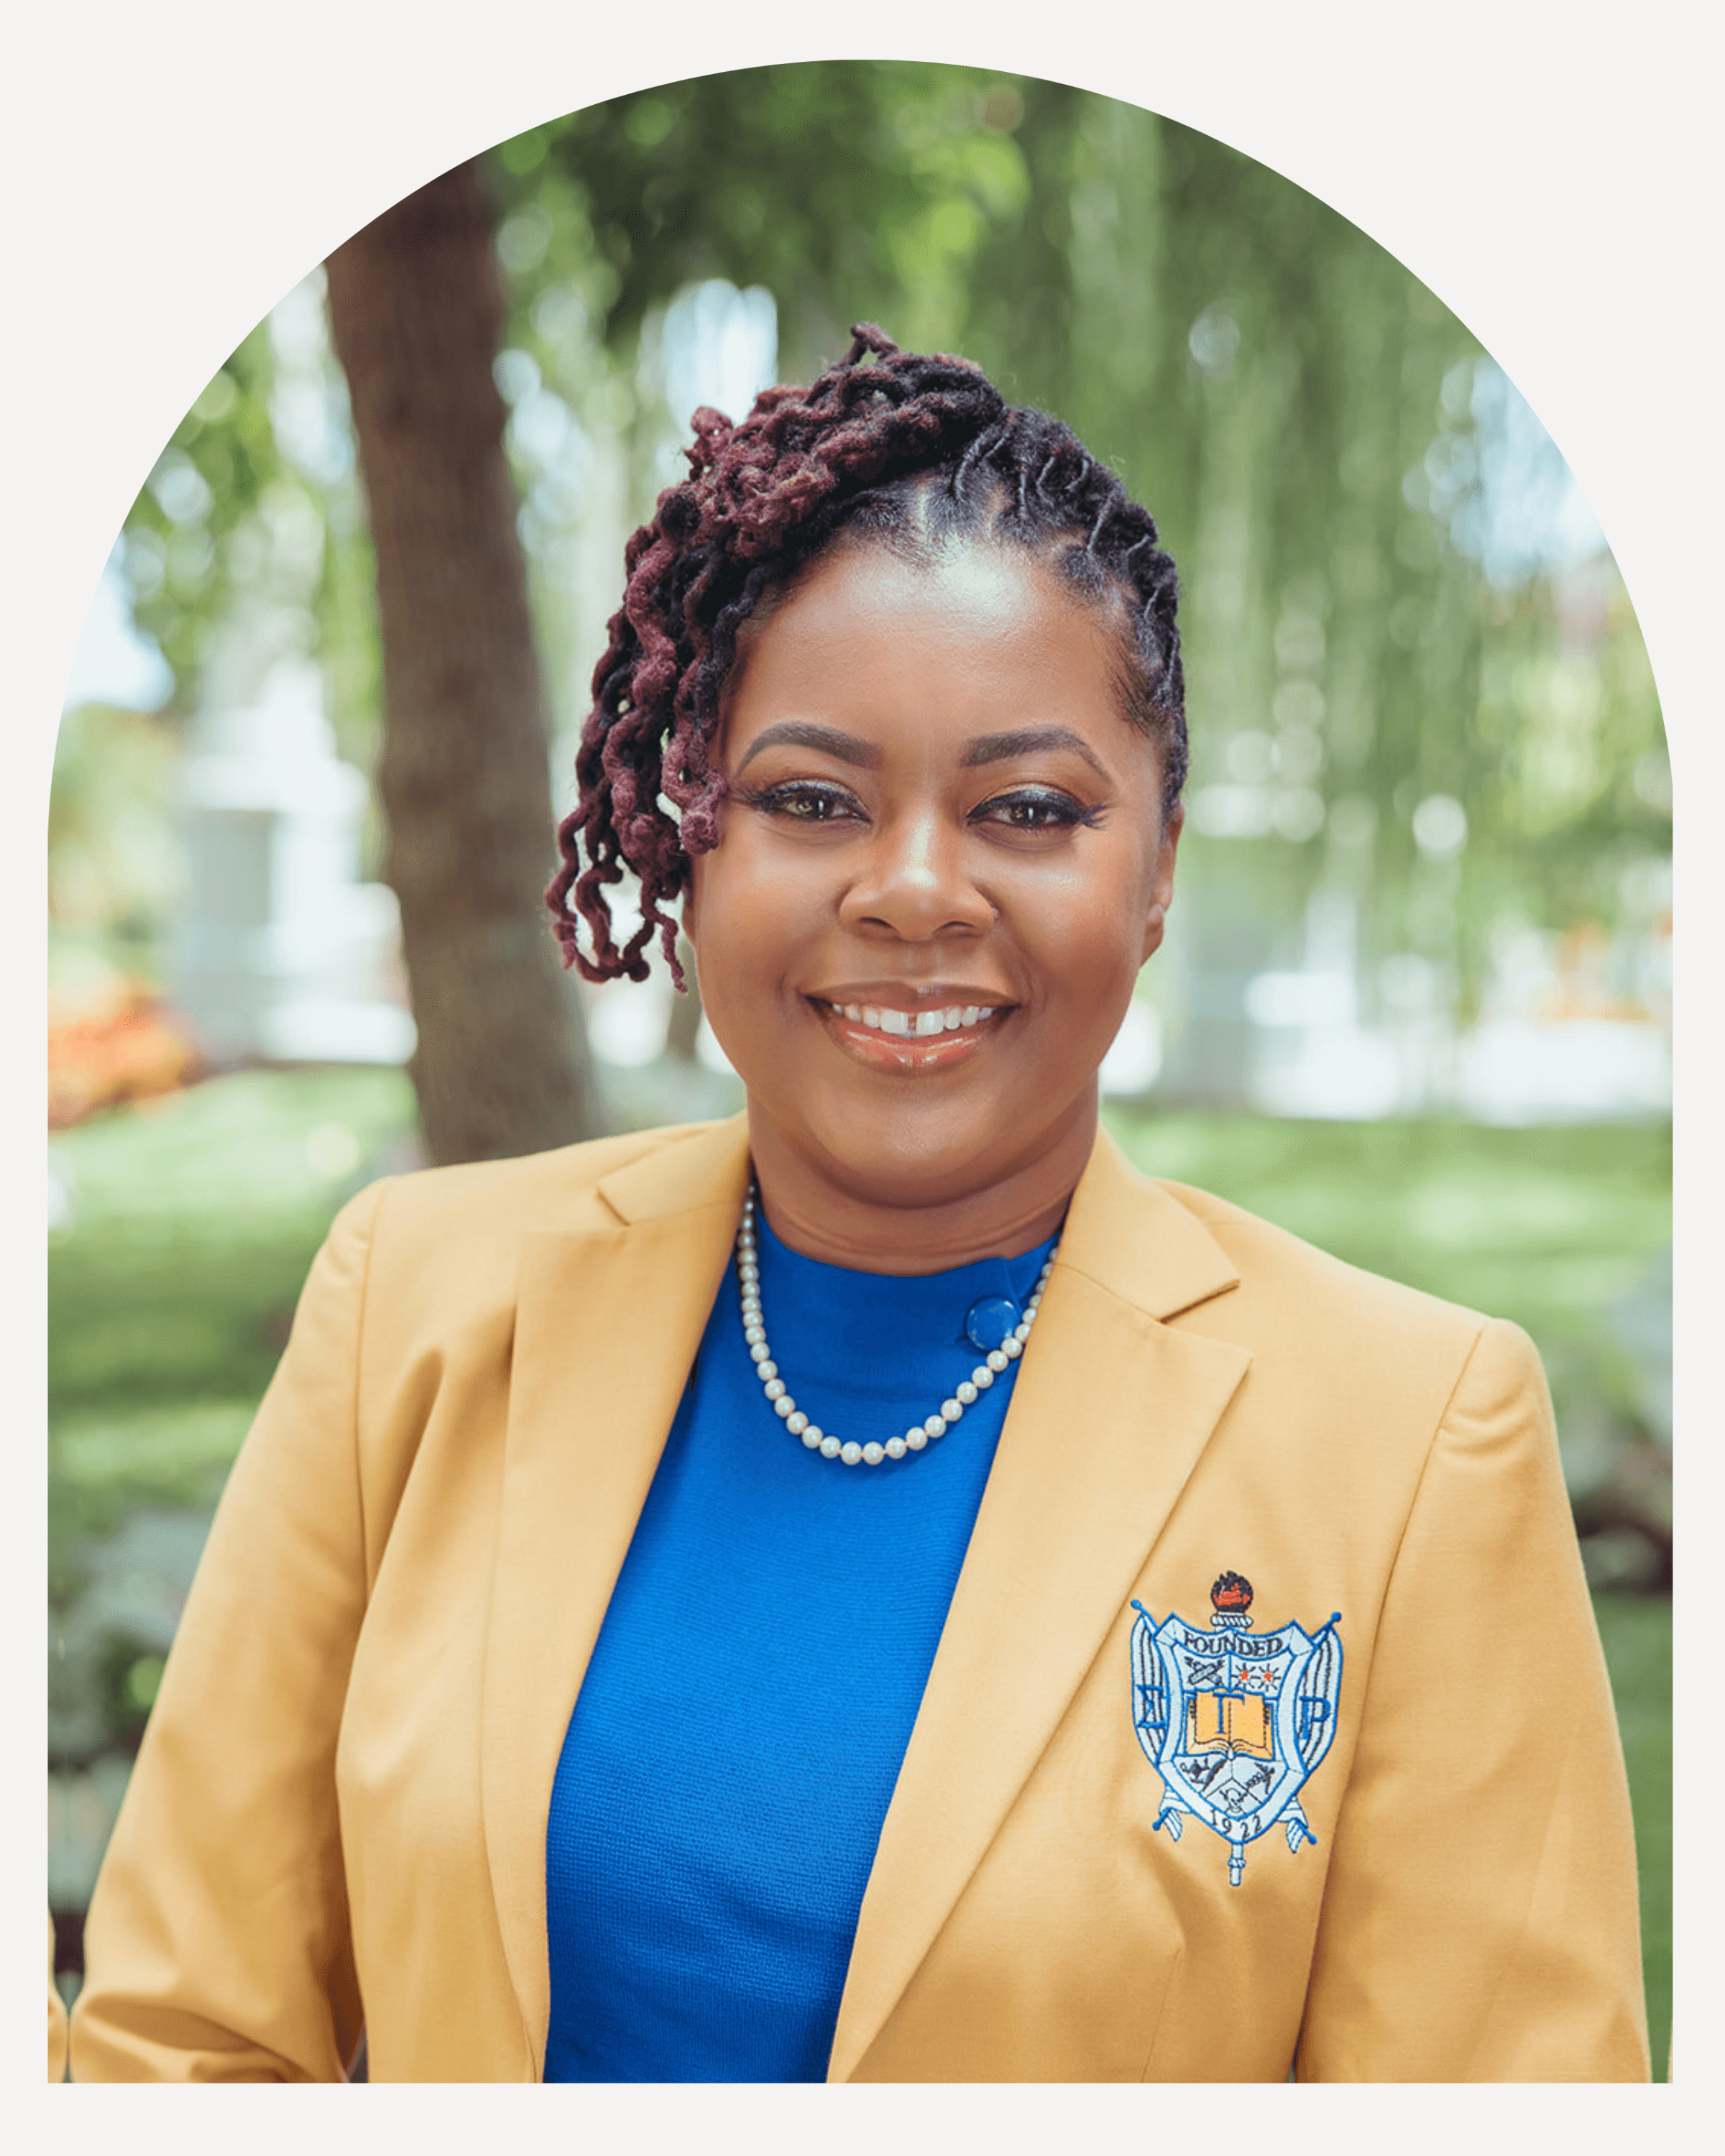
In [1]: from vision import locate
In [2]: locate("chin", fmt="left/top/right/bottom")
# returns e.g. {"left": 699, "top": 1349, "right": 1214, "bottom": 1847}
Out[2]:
{"left": 802, "top": 1094, "right": 1087, "bottom": 1214}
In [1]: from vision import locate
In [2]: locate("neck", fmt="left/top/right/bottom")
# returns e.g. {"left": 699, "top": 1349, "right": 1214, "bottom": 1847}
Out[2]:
{"left": 744, "top": 1095, "right": 1098, "bottom": 1273}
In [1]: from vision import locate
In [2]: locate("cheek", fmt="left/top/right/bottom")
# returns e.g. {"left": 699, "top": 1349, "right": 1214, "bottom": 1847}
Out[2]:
{"left": 1040, "top": 839, "right": 1162, "bottom": 957}
{"left": 685, "top": 846, "right": 813, "bottom": 1023}
{"left": 1031, "top": 890, "right": 1150, "bottom": 1016}
{"left": 693, "top": 828, "right": 827, "bottom": 918}
{"left": 686, "top": 842, "right": 760, "bottom": 953}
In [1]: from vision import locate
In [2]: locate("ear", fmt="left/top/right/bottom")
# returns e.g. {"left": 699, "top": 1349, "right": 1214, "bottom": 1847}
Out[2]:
{"left": 1139, "top": 802, "right": 1183, "bottom": 964}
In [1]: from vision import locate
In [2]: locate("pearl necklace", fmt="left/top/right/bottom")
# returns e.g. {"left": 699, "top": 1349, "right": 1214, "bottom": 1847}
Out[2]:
{"left": 735, "top": 1191, "right": 1057, "bottom": 1468}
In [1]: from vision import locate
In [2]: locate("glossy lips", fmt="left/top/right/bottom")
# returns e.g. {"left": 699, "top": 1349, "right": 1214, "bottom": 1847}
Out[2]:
{"left": 811, "top": 995, "right": 1010, "bottom": 1073}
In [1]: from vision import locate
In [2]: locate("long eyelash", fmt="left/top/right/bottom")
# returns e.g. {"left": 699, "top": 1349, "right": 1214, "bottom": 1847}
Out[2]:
{"left": 975, "top": 788, "right": 1106, "bottom": 830}
{"left": 735, "top": 778, "right": 858, "bottom": 819}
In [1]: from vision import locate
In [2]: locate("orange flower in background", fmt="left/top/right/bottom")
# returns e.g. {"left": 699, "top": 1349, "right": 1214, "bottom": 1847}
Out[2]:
{"left": 47, "top": 985, "right": 202, "bottom": 1129}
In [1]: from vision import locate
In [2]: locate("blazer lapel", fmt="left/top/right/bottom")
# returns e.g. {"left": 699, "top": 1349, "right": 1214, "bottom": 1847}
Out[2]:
{"left": 827, "top": 1129, "right": 1251, "bottom": 2083}
{"left": 479, "top": 1118, "right": 750, "bottom": 2073}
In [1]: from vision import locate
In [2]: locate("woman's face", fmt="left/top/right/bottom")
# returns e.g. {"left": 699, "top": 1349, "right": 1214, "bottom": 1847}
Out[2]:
{"left": 684, "top": 536, "right": 1180, "bottom": 1248}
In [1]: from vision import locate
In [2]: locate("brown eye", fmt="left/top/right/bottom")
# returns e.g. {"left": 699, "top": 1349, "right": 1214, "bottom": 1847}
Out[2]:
{"left": 745, "top": 780, "right": 864, "bottom": 824}
{"left": 972, "top": 788, "right": 1098, "bottom": 832}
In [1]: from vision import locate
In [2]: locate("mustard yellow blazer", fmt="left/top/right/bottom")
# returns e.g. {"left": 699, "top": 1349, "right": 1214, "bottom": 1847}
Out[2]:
{"left": 69, "top": 1117, "right": 1650, "bottom": 2082}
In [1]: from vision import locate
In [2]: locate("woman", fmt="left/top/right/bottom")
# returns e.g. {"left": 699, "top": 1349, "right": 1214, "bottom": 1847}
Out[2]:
{"left": 70, "top": 328, "right": 1649, "bottom": 2082}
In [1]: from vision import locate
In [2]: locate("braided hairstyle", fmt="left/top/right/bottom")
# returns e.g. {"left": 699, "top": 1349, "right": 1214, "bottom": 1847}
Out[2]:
{"left": 547, "top": 323, "right": 1184, "bottom": 987}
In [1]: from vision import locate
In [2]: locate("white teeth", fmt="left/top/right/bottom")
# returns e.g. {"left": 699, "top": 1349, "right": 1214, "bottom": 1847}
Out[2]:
{"left": 829, "top": 1001, "right": 1001, "bottom": 1037}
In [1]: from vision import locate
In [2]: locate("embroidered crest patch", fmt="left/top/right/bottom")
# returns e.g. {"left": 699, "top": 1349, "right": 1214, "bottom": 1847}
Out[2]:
{"left": 1129, "top": 1572, "right": 1342, "bottom": 1885}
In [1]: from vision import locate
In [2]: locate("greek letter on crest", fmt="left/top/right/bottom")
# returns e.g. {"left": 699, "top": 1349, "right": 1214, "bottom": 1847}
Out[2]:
{"left": 1130, "top": 1572, "right": 1342, "bottom": 1886}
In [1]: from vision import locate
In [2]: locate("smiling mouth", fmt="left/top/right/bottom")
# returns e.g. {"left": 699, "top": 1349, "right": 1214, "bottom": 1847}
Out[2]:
{"left": 809, "top": 997, "right": 1012, "bottom": 1072}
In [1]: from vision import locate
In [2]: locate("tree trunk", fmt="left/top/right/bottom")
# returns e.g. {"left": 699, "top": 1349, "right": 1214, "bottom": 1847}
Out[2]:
{"left": 325, "top": 160, "right": 607, "bottom": 1165}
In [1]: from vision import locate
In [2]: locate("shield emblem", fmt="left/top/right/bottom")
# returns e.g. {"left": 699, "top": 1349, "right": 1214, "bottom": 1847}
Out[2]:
{"left": 1130, "top": 1572, "right": 1342, "bottom": 1884}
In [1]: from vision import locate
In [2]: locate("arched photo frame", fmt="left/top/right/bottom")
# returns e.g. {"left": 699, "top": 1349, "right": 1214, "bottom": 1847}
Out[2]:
{"left": 27, "top": 4, "right": 1699, "bottom": 2122}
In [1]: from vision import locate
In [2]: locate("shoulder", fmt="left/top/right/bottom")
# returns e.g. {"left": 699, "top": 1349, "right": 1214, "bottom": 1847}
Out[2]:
{"left": 329, "top": 1119, "right": 730, "bottom": 1276}
{"left": 1136, "top": 1179, "right": 1553, "bottom": 1496}
{"left": 1147, "top": 1174, "right": 1502, "bottom": 1366}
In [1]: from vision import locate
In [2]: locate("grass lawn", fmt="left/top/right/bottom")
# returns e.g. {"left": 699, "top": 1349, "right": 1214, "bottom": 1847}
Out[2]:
{"left": 48, "top": 1067, "right": 416, "bottom": 1570}
{"left": 49, "top": 1074, "right": 1670, "bottom": 2070}
{"left": 1102, "top": 1106, "right": 1671, "bottom": 1361}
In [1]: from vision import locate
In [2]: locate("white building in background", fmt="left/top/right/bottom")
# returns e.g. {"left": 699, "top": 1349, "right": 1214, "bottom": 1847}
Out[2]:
{"left": 1215, "top": 877, "right": 1671, "bottom": 1125}
{"left": 170, "top": 657, "right": 413, "bottom": 1067}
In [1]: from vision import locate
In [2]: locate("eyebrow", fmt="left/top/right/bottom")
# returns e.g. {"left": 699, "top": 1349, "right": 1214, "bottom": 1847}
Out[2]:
{"left": 962, "top": 727, "right": 1109, "bottom": 778}
{"left": 733, "top": 719, "right": 1112, "bottom": 780}
{"left": 735, "top": 722, "right": 882, "bottom": 773}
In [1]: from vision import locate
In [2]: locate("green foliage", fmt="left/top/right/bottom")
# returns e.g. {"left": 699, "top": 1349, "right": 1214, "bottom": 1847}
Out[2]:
{"left": 492, "top": 66, "right": 1041, "bottom": 372}
{"left": 48, "top": 1067, "right": 415, "bottom": 1587}
{"left": 48, "top": 703, "right": 184, "bottom": 993}
{"left": 113, "top": 285, "right": 381, "bottom": 773}
{"left": 1103, "top": 1107, "right": 1669, "bottom": 1343}
{"left": 121, "top": 331, "right": 280, "bottom": 689}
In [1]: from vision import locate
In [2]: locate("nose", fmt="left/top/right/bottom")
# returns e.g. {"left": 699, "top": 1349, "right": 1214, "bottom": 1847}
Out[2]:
{"left": 838, "top": 808, "right": 993, "bottom": 941}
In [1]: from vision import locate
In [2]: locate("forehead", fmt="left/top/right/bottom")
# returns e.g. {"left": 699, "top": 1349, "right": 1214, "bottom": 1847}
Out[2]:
{"left": 721, "top": 538, "right": 1131, "bottom": 742}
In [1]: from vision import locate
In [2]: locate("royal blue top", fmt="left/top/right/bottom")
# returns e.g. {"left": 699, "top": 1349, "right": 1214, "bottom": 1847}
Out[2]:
{"left": 541, "top": 1210, "right": 1058, "bottom": 2083}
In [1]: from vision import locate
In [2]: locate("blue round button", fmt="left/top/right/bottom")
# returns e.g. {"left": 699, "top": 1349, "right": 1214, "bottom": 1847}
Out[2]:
{"left": 964, "top": 1294, "right": 1021, "bottom": 1354}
